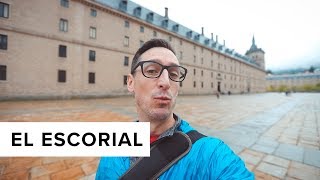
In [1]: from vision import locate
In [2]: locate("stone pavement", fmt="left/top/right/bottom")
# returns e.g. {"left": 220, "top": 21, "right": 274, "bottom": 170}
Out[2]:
{"left": 0, "top": 93, "right": 319, "bottom": 179}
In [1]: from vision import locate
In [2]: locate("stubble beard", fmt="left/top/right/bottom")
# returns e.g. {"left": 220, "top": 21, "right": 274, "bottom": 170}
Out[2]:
{"left": 137, "top": 97, "right": 176, "bottom": 122}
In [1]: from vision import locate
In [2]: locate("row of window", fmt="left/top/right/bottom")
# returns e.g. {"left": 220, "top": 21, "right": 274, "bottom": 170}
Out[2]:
{"left": 58, "top": 45, "right": 97, "bottom": 61}
{"left": 0, "top": 66, "right": 96, "bottom": 84}
{"left": 0, "top": 64, "right": 241, "bottom": 90}
{"left": 57, "top": 70, "right": 97, "bottom": 84}
{"left": 57, "top": 19, "right": 234, "bottom": 67}
{"left": 58, "top": 44, "right": 131, "bottom": 66}
{"left": 59, "top": 19, "right": 97, "bottom": 38}
{"left": 1, "top": 35, "right": 247, "bottom": 79}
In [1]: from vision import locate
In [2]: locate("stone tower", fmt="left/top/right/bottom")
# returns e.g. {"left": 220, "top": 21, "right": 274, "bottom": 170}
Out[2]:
{"left": 245, "top": 36, "right": 265, "bottom": 70}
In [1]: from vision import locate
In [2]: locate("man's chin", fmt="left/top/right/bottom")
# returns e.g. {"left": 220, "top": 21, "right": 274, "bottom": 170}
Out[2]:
{"left": 150, "top": 109, "right": 171, "bottom": 121}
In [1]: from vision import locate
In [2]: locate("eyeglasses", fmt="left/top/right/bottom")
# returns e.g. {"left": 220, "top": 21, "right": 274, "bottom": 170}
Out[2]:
{"left": 131, "top": 60, "right": 188, "bottom": 82}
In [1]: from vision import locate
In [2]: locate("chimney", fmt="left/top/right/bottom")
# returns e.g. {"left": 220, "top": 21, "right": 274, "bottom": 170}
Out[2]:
{"left": 216, "top": 35, "right": 218, "bottom": 43}
{"left": 165, "top": 7, "right": 168, "bottom": 18}
{"left": 201, "top": 27, "right": 204, "bottom": 35}
{"left": 211, "top": 33, "right": 213, "bottom": 40}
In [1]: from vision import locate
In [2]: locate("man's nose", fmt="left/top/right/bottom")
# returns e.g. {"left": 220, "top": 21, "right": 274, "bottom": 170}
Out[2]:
{"left": 157, "top": 69, "right": 171, "bottom": 89}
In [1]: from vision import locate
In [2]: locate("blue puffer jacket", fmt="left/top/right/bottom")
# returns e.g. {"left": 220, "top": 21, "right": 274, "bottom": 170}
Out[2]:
{"left": 96, "top": 120, "right": 254, "bottom": 179}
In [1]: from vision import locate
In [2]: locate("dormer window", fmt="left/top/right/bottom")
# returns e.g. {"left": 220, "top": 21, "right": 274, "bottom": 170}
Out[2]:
{"left": 134, "top": 7, "right": 141, "bottom": 17}
{"left": 162, "top": 19, "right": 168, "bottom": 28}
{"left": 194, "top": 34, "right": 200, "bottom": 41}
{"left": 173, "top": 24, "right": 179, "bottom": 32}
{"left": 147, "top": 12, "right": 153, "bottom": 22}
{"left": 119, "top": 0, "right": 127, "bottom": 11}
{"left": 187, "top": 31, "right": 192, "bottom": 38}
{"left": 205, "top": 39, "right": 210, "bottom": 45}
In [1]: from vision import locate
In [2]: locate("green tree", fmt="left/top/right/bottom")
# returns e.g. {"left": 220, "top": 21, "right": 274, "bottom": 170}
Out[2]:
{"left": 309, "top": 66, "right": 315, "bottom": 73}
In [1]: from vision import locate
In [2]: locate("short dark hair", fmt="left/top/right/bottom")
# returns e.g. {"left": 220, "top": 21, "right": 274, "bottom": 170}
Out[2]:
{"left": 131, "top": 39, "right": 176, "bottom": 74}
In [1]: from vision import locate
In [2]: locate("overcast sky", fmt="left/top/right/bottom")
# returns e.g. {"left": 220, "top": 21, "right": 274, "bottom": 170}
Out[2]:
{"left": 131, "top": 0, "right": 320, "bottom": 70}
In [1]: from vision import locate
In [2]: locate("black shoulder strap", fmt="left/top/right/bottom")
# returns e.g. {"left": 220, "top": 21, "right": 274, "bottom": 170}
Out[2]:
{"left": 187, "top": 130, "right": 206, "bottom": 144}
{"left": 120, "top": 130, "right": 205, "bottom": 180}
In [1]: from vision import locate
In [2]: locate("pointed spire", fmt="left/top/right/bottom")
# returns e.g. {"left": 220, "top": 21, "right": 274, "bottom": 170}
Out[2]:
{"left": 249, "top": 35, "right": 257, "bottom": 51}
{"left": 252, "top": 35, "right": 256, "bottom": 46}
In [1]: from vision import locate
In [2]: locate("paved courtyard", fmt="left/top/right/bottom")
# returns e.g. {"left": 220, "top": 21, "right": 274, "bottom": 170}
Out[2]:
{"left": 0, "top": 93, "right": 319, "bottom": 179}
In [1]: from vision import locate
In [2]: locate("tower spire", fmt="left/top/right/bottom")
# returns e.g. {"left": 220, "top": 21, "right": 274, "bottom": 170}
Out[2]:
{"left": 249, "top": 35, "right": 257, "bottom": 51}
{"left": 252, "top": 35, "right": 255, "bottom": 46}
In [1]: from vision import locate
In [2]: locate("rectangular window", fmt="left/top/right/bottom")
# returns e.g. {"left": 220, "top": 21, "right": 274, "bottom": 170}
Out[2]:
{"left": 179, "top": 51, "right": 183, "bottom": 60}
{"left": 89, "top": 27, "right": 96, "bottom": 39}
{"left": 211, "top": 82, "right": 213, "bottom": 88}
{"left": 89, "top": 50, "right": 95, "bottom": 61}
{"left": 140, "top": 40, "right": 144, "bottom": 47}
{"left": 0, "top": 2, "right": 9, "bottom": 18}
{"left": 168, "top": 36, "right": 172, "bottom": 42}
{"left": 140, "top": 26, "right": 144, "bottom": 33}
{"left": 201, "top": 58, "right": 203, "bottom": 64}
{"left": 193, "top": 81, "right": 196, "bottom": 88}
{"left": 58, "top": 70, "right": 66, "bottom": 83}
{"left": 58, "top": 45, "right": 67, "bottom": 57}
{"left": 90, "top": 9, "right": 97, "bottom": 17}
{"left": 180, "top": 40, "right": 183, "bottom": 46}
{"left": 0, "top": 65, "right": 6, "bottom": 80}
{"left": 59, "top": 19, "right": 68, "bottom": 32}
{"left": 124, "top": 36, "right": 129, "bottom": 47}
{"left": 124, "top": 56, "right": 129, "bottom": 66}
{"left": 201, "top": 82, "right": 204, "bottom": 88}
{"left": 147, "top": 13, "right": 154, "bottom": 22}
{"left": 89, "top": 72, "right": 95, "bottom": 84}
{"left": 123, "top": 75, "right": 128, "bottom": 85}
{"left": 153, "top": 31, "right": 157, "bottom": 37}
{"left": 125, "top": 20, "right": 130, "bottom": 28}
{"left": 179, "top": 81, "right": 183, "bottom": 87}
{"left": 201, "top": 70, "right": 203, "bottom": 76}
{"left": 193, "top": 69, "right": 196, "bottom": 75}
{"left": 60, "top": 0, "right": 69, "bottom": 8}
{"left": 193, "top": 55, "right": 196, "bottom": 63}
{"left": 0, "top": 34, "right": 8, "bottom": 50}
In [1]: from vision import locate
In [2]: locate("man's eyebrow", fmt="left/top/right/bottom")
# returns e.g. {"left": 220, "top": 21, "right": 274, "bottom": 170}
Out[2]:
{"left": 147, "top": 59, "right": 180, "bottom": 66}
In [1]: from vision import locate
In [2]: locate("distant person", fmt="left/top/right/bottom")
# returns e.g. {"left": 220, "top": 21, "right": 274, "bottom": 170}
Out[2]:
{"left": 96, "top": 39, "right": 253, "bottom": 179}
{"left": 216, "top": 91, "right": 220, "bottom": 99}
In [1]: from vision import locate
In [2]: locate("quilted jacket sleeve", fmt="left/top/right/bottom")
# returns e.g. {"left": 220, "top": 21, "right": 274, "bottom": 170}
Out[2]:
{"left": 95, "top": 157, "right": 129, "bottom": 180}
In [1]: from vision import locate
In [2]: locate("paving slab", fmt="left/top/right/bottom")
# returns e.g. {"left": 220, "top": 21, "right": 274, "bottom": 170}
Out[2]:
{"left": 274, "top": 143, "right": 304, "bottom": 162}
{"left": 256, "top": 162, "right": 287, "bottom": 179}
{"left": 304, "top": 148, "right": 320, "bottom": 168}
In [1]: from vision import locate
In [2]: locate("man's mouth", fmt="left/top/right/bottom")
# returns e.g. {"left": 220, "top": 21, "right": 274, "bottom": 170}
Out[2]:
{"left": 153, "top": 96, "right": 172, "bottom": 102}
{"left": 154, "top": 96, "right": 171, "bottom": 100}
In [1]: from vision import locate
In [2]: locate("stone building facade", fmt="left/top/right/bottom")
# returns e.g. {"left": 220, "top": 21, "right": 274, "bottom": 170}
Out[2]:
{"left": 266, "top": 73, "right": 320, "bottom": 91}
{"left": 0, "top": 0, "right": 266, "bottom": 100}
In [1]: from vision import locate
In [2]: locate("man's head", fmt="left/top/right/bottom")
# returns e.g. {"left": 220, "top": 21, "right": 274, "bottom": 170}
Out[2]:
{"left": 127, "top": 39, "right": 187, "bottom": 122}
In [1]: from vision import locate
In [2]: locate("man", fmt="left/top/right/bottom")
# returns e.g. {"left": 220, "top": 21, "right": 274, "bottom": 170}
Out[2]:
{"left": 96, "top": 39, "right": 253, "bottom": 179}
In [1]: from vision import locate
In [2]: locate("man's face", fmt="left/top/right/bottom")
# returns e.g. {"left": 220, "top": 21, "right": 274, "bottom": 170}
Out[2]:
{"left": 127, "top": 47, "right": 180, "bottom": 122}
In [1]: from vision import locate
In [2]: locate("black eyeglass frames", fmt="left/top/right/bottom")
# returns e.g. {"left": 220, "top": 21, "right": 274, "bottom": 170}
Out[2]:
{"left": 131, "top": 60, "right": 187, "bottom": 82}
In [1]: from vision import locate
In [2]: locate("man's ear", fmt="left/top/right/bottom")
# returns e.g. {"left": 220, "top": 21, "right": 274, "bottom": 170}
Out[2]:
{"left": 127, "top": 74, "right": 135, "bottom": 93}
